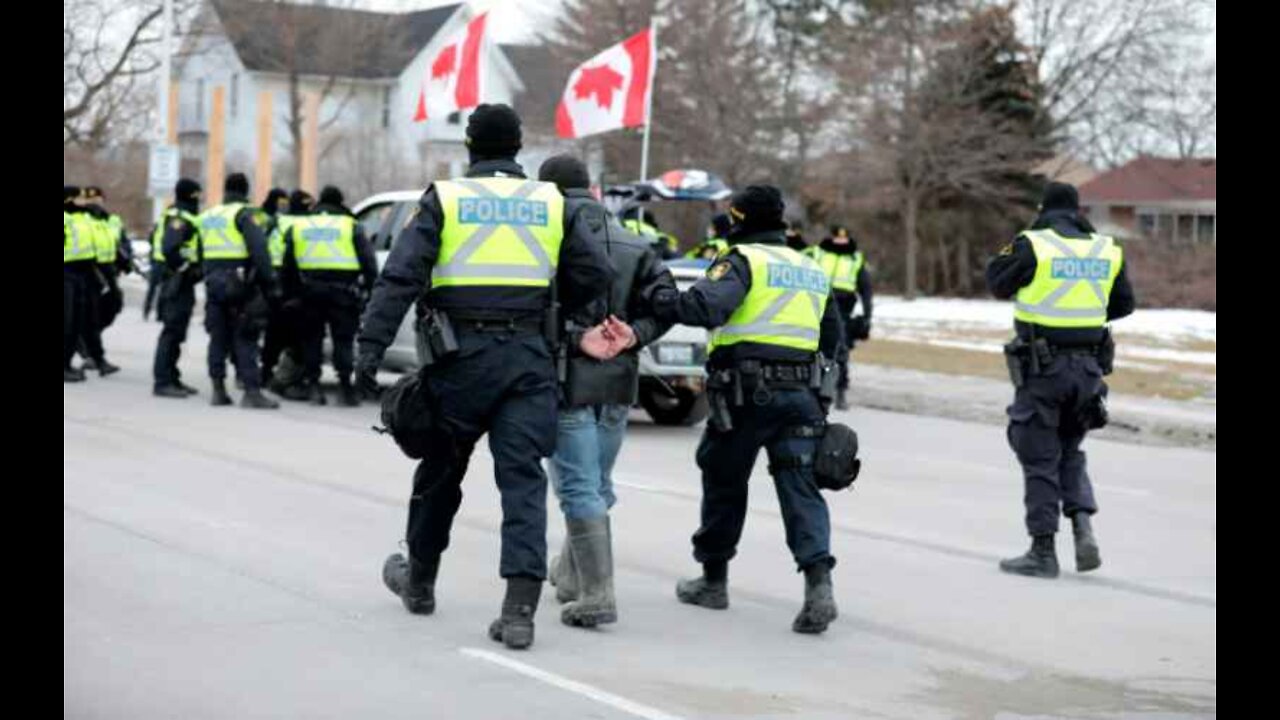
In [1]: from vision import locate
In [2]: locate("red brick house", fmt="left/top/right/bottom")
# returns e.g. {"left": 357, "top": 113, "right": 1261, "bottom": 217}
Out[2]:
{"left": 1079, "top": 156, "right": 1216, "bottom": 246}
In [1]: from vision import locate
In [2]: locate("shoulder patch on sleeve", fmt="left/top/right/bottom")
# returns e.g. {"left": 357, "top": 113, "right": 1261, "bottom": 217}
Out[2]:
{"left": 707, "top": 260, "right": 732, "bottom": 281}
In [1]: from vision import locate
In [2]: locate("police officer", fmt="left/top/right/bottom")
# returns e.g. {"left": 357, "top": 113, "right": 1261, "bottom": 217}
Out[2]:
{"left": 200, "top": 172, "right": 280, "bottom": 409}
{"left": 642, "top": 185, "right": 846, "bottom": 634}
{"left": 537, "top": 154, "right": 676, "bottom": 630}
{"left": 77, "top": 187, "right": 123, "bottom": 375}
{"left": 805, "top": 225, "right": 873, "bottom": 410}
{"left": 685, "top": 213, "right": 731, "bottom": 260}
{"left": 282, "top": 185, "right": 377, "bottom": 406}
{"left": 263, "top": 189, "right": 314, "bottom": 397}
{"left": 621, "top": 207, "right": 679, "bottom": 260}
{"left": 151, "top": 179, "right": 205, "bottom": 398}
{"left": 358, "top": 104, "right": 612, "bottom": 650}
{"left": 65, "top": 185, "right": 101, "bottom": 382}
{"left": 987, "top": 182, "right": 1135, "bottom": 578}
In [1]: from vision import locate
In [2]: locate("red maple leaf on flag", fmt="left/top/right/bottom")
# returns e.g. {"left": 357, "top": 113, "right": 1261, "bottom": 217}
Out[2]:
{"left": 573, "top": 64, "right": 625, "bottom": 109}
{"left": 431, "top": 45, "right": 456, "bottom": 79}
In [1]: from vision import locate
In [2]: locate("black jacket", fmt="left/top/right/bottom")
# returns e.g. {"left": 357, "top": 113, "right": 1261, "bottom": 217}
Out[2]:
{"left": 816, "top": 237, "right": 873, "bottom": 319}
{"left": 281, "top": 202, "right": 379, "bottom": 290}
{"left": 160, "top": 200, "right": 203, "bottom": 277}
{"left": 201, "top": 193, "right": 277, "bottom": 292}
{"left": 986, "top": 209, "right": 1136, "bottom": 346}
{"left": 649, "top": 230, "right": 844, "bottom": 368}
{"left": 561, "top": 190, "right": 676, "bottom": 407}
{"left": 358, "top": 159, "right": 613, "bottom": 354}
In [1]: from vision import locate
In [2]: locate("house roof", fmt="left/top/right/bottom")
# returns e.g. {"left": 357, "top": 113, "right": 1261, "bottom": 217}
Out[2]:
{"left": 1031, "top": 154, "right": 1097, "bottom": 188}
{"left": 1079, "top": 155, "right": 1216, "bottom": 205}
{"left": 209, "top": 0, "right": 460, "bottom": 79}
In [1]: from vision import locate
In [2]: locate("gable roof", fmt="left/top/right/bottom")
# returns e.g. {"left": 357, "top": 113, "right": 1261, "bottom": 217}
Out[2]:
{"left": 1080, "top": 155, "right": 1216, "bottom": 205}
{"left": 209, "top": 0, "right": 460, "bottom": 79}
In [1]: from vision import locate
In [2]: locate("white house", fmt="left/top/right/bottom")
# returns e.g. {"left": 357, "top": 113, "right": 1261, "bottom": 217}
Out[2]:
{"left": 174, "top": 0, "right": 588, "bottom": 200}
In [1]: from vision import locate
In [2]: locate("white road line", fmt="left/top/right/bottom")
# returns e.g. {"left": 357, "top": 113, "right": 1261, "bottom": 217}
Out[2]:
{"left": 460, "top": 647, "right": 686, "bottom": 720}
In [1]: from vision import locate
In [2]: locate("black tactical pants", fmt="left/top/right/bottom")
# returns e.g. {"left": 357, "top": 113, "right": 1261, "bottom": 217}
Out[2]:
{"left": 152, "top": 273, "right": 196, "bottom": 388}
{"left": 694, "top": 384, "right": 834, "bottom": 571}
{"left": 64, "top": 264, "right": 102, "bottom": 368}
{"left": 300, "top": 281, "right": 361, "bottom": 384}
{"left": 834, "top": 292, "right": 859, "bottom": 391}
{"left": 405, "top": 329, "right": 558, "bottom": 579}
{"left": 1006, "top": 353, "right": 1104, "bottom": 536}
{"left": 204, "top": 270, "right": 266, "bottom": 390}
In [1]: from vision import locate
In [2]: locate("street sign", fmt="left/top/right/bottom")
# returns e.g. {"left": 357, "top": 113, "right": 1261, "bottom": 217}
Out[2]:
{"left": 148, "top": 143, "right": 180, "bottom": 197}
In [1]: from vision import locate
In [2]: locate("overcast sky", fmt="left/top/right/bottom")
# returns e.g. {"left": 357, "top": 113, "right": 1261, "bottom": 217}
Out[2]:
{"left": 361, "top": 0, "right": 559, "bottom": 43}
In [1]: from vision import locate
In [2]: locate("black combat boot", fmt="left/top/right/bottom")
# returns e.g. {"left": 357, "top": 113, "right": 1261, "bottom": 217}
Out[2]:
{"left": 488, "top": 577, "right": 542, "bottom": 650}
{"left": 382, "top": 553, "right": 440, "bottom": 615}
{"left": 64, "top": 367, "right": 86, "bottom": 383}
{"left": 241, "top": 388, "right": 281, "bottom": 409}
{"left": 97, "top": 359, "right": 120, "bottom": 377}
{"left": 210, "top": 378, "right": 233, "bottom": 406}
{"left": 676, "top": 560, "right": 729, "bottom": 609}
{"left": 561, "top": 516, "right": 617, "bottom": 628}
{"left": 153, "top": 384, "right": 189, "bottom": 398}
{"left": 835, "top": 390, "right": 849, "bottom": 411}
{"left": 306, "top": 381, "right": 328, "bottom": 406}
{"left": 174, "top": 379, "right": 199, "bottom": 396}
{"left": 999, "top": 535, "right": 1059, "bottom": 578}
{"left": 1071, "top": 512, "right": 1101, "bottom": 572}
{"left": 337, "top": 376, "right": 360, "bottom": 407}
{"left": 792, "top": 562, "right": 838, "bottom": 634}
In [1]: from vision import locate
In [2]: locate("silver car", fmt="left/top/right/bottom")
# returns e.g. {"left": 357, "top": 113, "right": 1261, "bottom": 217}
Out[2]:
{"left": 352, "top": 191, "right": 710, "bottom": 426}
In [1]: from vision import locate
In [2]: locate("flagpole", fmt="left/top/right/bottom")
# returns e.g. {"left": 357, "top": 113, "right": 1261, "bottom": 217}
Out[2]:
{"left": 638, "top": 17, "right": 656, "bottom": 184}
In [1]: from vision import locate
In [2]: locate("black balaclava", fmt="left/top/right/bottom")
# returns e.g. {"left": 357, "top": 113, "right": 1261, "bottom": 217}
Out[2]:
{"left": 1031, "top": 181, "right": 1096, "bottom": 233}
{"left": 727, "top": 185, "right": 787, "bottom": 240}
{"left": 224, "top": 172, "right": 250, "bottom": 201}
{"left": 465, "top": 103, "right": 522, "bottom": 164}
{"left": 318, "top": 185, "right": 345, "bottom": 208}
{"left": 289, "top": 189, "right": 315, "bottom": 215}
{"left": 263, "top": 187, "right": 288, "bottom": 216}
{"left": 709, "top": 213, "right": 732, "bottom": 238}
{"left": 823, "top": 224, "right": 859, "bottom": 254}
{"left": 174, "top": 178, "right": 202, "bottom": 214}
{"left": 82, "top": 186, "right": 108, "bottom": 218}
{"left": 538, "top": 154, "right": 590, "bottom": 192}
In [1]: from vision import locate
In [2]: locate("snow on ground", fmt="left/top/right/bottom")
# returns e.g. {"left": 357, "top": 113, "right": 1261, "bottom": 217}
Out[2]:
{"left": 873, "top": 295, "right": 1216, "bottom": 368}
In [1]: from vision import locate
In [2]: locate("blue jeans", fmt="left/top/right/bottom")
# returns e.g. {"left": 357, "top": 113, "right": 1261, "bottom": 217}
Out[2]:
{"left": 549, "top": 404, "right": 630, "bottom": 520}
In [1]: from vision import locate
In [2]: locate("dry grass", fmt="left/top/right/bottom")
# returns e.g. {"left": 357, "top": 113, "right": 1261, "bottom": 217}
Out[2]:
{"left": 856, "top": 339, "right": 1214, "bottom": 401}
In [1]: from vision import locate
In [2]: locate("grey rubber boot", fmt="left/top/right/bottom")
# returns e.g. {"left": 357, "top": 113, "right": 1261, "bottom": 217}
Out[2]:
{"left": 676, "top": 560, "right": 729, "bottom": 610}
{"left": 1071, "top": 513, "right": 1101, "bottom": 572}
{"left": 210, "top": 378, "right": 233, "bottom": 406}
{"left": 561, "top": 516, "right": 617, "bottom": 628}
{"left": 488, "top": 577, "right": 542, "bottom": 650}
{"left": 792, "top": 562, "right": 838, "bottom": 634}
{"left": 548, "top": 537, "right": 579, "bottom": 604}
{"left": 999, "top": 535, "right": 1060, "bottom": 578}
{"left": 241, "top": 388, "right": 281, "bottom": 409}
{"left": 382, "top": 552, "right": 439, "bottom": 615}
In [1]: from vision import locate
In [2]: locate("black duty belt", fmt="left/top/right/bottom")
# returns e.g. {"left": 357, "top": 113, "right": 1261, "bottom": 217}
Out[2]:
{"left": 760, "top": 364, "right": 813, "bottom": 382}
{"left": 453, "top": 316, "right": 544, "bottom": 334}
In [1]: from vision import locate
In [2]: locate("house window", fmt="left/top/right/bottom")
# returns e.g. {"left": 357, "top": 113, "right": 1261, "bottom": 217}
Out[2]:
{"left": 230, "top": 74, "right": 239, "bottom": 118}
{"left": 1196, "top": 215, "right": 1216, "bottom": 246}
{"left": 382, "top": 87, "right": 391, "bottom": 129}
{"left": 1138, "top": 212, "right": 1156, "bottom": 238}
{"left": 196, "top": 78, "right": 205, "bottom": 121}
{"left": 1177, "top": 214, "right": 1195, "bottom": 245}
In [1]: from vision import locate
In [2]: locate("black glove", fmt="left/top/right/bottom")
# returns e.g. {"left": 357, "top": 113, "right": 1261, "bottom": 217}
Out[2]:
{"left": 356, "top": 346, "right": 384, "bottom": 399}
{"left": 849, "top": 315, "right": 871, "bottom": 340}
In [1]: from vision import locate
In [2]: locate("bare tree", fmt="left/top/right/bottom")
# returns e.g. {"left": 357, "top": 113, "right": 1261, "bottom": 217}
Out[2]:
{"left": 213, "top": 0, "right": 410, "bottom": 187}
{"left": 65, "top": 1, "right": 164, "bottom": 148}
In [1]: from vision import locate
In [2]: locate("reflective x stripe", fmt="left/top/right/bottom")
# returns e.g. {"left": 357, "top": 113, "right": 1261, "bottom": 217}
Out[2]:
{"left": 1016, "top": 233, "right": 1109, "bottom": 319}
{"left": 296, "top": 218, "right": 355, "bottom": 268}
{"left": 718, "top": 245, "right": 822, "bottom": 341}
{"left": 434, "top": 180, "right": 553, "bottom": 280}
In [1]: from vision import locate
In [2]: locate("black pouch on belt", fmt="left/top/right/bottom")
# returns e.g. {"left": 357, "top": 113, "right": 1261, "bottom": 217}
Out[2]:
{"left": 1096, "top": 327, "right": 1115, "bottom": 375}
{"left": 788, "top": 423, "right": 862, "bottom": 490}
{"left": 1003, "top": 339, "right": 1026, "bottom": 388}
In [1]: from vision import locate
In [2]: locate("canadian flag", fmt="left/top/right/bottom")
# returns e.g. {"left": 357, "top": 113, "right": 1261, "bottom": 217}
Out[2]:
{"left": 555, "top": 28, "right": 655, "bottom": 139}
{"left": 413, "top": 12, "right": 488, "bottom": 123}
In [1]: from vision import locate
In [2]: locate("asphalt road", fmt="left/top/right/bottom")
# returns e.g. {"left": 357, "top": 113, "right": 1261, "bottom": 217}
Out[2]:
{"left": 64, "top": 308, "right": 1216, "bottom": 719}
